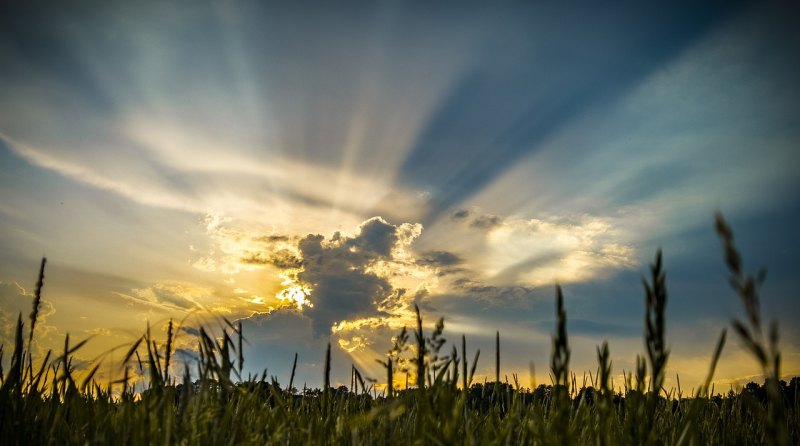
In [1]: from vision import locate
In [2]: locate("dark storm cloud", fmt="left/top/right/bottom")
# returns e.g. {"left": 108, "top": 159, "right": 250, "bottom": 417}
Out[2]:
{"left": 342, "top": 217, "right": 398, "bottom": 257}
{"left": 398, "top": 1, "right": 747, "bottom": 224}
{"left": 291, "top": 217, "right": 417, "bottom": 336}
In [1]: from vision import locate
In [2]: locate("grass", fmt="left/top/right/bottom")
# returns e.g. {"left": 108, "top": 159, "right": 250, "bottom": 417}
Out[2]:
{"left": 1, "top": 214, "right": 798, "bottom": 445}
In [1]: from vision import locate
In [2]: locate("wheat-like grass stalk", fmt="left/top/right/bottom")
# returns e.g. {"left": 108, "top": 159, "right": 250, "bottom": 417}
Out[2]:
{"left": 551, "top": 285, "right": 570, "bottom": 389}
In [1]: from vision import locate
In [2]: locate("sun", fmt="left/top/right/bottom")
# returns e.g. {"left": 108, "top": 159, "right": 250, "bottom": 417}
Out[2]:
{"left": 276, "top": 283, "right": 313, "bottom": 311}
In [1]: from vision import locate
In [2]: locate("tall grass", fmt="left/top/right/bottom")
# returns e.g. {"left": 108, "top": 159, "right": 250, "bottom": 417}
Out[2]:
{"left": 0, "top": 215, "right": 798, "bottom": 445}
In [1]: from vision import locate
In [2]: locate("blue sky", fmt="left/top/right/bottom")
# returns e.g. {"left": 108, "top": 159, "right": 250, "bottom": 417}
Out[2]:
{"left": 1, "top": 0, "right": 799, "bottom": 390}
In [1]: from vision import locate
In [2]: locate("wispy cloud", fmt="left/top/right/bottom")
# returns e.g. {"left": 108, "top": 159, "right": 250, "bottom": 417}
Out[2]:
{"left": 435, "top": 209, "right": 637, "bottom": 286}
{"left": 0, "top": 281, "right": 57, "bottom": 353}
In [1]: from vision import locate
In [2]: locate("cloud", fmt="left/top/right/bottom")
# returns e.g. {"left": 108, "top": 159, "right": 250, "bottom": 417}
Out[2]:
{"left": 429, "top": 208, "right": 639, "bottom": 287}
{"left": 417, "top": 250, "right": 463, "bottom": 267}
{"left": 170, "top": 208, "right": 639, "bottom": 378}
{"left": 470, "top": 214, "right": 503, "bottom": 229}
{"left": 449, "top": 208, "right": 503, "bottom": 229}
{"left": 197, "top": 215, "right": 431, "bottom": 338}
{"left": 189, "top": 214, "right": 431, "bottom": 337}
{"left": 240, "top": 248, "right": 303, "bottom": 269}
{"left": 83, "top": 327, "right": 114, "bottom": 338}
{"left": 450, "top": 278, "right": 538, "bottom": 306}
{"left": 480, "top": 213, "right": 637, "bottom": 286}
{"left": 0, "top": 281, "right": 57, "bottom": 351}
{"left": 206, "top": 209, "right": 639, "bottom": 341}
{"left": 113, "top": 281, "right": 227, "bottom": 314}
{"left": 294, "top": 217, "right": 423, "bottom": 336}
{"left": 192, "top": 213, "right": 303, "bottom": 274}
{"left": 450, "top": 209, "right": 471, "bottom": 221}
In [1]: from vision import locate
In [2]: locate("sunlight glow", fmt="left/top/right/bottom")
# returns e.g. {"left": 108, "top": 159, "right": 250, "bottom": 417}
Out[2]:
{"left": 338, "top": 336, "right": 368, "bottom": 353}
{"left": 276, "top": 283, "right": 312, "bottom": 311}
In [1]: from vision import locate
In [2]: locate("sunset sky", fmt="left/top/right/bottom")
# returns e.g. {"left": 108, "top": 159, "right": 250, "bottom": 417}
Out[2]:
{"left": 1, "top": 0, "right": 799, "bottom": 391}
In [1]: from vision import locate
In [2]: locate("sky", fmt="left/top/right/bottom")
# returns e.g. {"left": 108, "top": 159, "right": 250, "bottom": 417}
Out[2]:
{"left": 1, "top": 0, "right": 799, "bottom": 392}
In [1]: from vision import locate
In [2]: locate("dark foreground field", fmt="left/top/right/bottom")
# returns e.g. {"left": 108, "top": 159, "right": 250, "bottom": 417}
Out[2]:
{"left": 1, "top": 215, "right": 798, "bottom": 445}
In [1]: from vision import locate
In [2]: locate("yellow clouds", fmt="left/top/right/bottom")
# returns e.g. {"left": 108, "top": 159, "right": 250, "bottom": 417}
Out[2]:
{"left": 193, "top": 213, "right": 302, "bottom": 275}
{"left": 338, "top": 336, "right": 369, "bottom": 353}
{"left": 190, "top": 213, "right": 311, "bottom": 314}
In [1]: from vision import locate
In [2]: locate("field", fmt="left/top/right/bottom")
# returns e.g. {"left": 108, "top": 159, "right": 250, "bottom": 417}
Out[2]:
{"left": 1, "top": 215, "right": 798, "bottom": 445}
